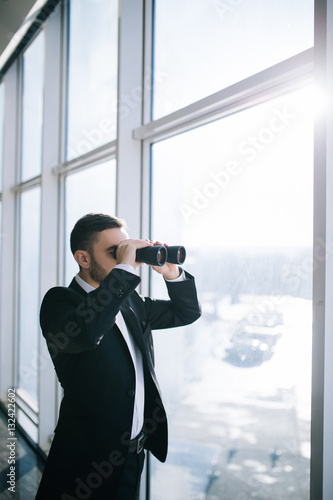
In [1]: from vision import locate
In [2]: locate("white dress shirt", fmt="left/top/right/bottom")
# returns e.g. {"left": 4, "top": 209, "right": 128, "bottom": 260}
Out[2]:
{"left": 75, "top": 264, "right": 185, "bottom": 439}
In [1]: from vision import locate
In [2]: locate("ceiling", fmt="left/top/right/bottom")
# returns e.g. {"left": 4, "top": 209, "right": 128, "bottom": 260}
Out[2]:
{"left": 0, "top": 0, "right": 37, "bottom": 59}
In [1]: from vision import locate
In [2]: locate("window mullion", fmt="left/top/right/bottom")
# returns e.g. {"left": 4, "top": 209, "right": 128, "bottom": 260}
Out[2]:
{"left": 134, "top": 48, "right": 314, "bottom": 144}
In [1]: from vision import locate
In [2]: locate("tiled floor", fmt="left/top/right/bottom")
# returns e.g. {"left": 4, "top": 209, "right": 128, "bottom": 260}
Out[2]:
{"left": 0, "top": 409, "right": 45, "bottom": 499}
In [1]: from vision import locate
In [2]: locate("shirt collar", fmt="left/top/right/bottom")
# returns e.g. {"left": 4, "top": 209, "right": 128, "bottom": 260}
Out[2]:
{"left": 75, "top": 273, "right": 96, "bottom": 294}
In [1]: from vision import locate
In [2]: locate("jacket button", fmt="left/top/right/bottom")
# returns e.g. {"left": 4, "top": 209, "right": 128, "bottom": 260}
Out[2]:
{"left": 127, "top": 389, "right": 135, "bottom": 398}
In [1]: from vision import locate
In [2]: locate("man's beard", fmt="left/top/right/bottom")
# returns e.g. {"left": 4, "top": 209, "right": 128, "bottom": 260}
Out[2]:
{"left": 89, "top": 252, "right": 108, "bottom": 284}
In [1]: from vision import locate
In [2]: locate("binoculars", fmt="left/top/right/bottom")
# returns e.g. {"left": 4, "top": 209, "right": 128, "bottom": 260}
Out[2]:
{"left": 136, "top": 245, "right": 186, "bottom": 266}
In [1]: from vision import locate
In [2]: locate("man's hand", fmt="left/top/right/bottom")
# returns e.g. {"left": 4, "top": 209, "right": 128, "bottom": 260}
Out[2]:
{"left": 116, "top": 239, "right": 153, "bottom": 269}
{"left": 151, "top": 241, "right": 181, "bottom": 280}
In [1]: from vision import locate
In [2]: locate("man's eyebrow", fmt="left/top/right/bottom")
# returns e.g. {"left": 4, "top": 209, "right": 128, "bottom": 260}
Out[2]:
{"left": 106, "top": 245, "right": 118, "bottom": 253}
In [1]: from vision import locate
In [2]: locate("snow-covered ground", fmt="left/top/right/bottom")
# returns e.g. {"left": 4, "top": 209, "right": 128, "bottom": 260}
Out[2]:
{"left": 150, "top": 295, "right": 312, "bottom": 500}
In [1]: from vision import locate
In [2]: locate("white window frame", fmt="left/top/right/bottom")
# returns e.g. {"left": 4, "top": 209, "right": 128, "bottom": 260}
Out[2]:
{"left": 312, "top": 2, "right": 333, "bottom": 499}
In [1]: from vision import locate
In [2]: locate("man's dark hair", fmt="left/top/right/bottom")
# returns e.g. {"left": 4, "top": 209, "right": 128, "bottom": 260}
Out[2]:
{"left": 70, "top": 213, "right": 125, "bottom": 256}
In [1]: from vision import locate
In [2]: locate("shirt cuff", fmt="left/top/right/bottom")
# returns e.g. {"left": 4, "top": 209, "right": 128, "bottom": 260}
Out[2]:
{"left": 114, "top": 263, "right": 136, "bottom": 275}
{"left": 165, "top": 268, "right": 186, "bottom": 282}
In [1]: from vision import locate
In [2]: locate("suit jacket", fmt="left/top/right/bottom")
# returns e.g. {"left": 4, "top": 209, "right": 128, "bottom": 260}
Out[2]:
{"left": 36, "top": 267, "right": 201, "bottom": 499}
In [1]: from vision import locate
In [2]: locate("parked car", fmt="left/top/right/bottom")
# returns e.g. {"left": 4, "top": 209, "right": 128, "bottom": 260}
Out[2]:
{"left": 225, "top": 310, "right": 284, "bottom": 367}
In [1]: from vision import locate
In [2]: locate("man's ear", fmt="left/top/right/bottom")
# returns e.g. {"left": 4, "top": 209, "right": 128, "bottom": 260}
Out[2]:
{"left": 74, "top": 250, "right": 90, "bottom": 269}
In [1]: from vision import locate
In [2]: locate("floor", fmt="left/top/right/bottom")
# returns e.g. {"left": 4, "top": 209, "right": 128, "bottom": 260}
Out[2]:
{"left": 0, "top": 408, "right": 45, "bottom": 499}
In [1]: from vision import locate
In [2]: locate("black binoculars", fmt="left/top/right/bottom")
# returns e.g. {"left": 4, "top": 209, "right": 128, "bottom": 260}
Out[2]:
{"left": 136, "top": 245, "right": 186, "bottom": 266}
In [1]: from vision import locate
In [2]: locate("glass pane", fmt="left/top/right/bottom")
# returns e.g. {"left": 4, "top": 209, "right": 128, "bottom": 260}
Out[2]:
{"left": 150, "top": 86, "right": 313, "bottom": 499}
{"left": 64, "top": 159, "right": 117, "bottom": 283}
{"left": 21, "top": 32, "right": 44, "bottom": 181}
{"left": 152, "top": 0, "right": 314, "bottom": 119}
{"left": 0, "top": 201, "right": 2, "bottom": 300}
{"left": 18, "top": 187, "right": 41, "bottom": 406}
{"left": 66, "top": 0, "right": 118, "bottom": 161}
{"left": 0, "top": 82, "right": 4, "bottom": 192}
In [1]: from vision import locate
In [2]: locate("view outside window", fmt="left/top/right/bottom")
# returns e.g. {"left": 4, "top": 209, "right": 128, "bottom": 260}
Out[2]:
{"left": 20, "top": 32, "right": 44, "bottom": 182}
{"left": 150, "top": 87, "right": 313, "bottom": 499}
{"left": 0, "top": 202, "right": 2, "bottom": 296}
{"left": 66, "top": 0, "right": 118, "bottom": 160}
{"left": 152, "top": 0, "right": 314, "bottom": 119}
{"left": 18, "top": 33, "right": 44, "bottom": 412}
{"left": 64, "top": 160, "right": 117, "bottom": 283}
{"left": 18, "top": 187, "right": 41, "bottom": 406}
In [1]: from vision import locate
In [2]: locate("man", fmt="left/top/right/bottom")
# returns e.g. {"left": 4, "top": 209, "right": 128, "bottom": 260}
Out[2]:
{"left": 36, "top": 213, "right": 201, "bottom": 500}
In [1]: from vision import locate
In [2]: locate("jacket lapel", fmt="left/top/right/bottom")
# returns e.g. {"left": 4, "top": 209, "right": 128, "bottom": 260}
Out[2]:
{"left": 69, "top": 277, "right": 88, "bottom": 297}
{"left": 69, "top": 277, "right": 146, "bottom": 358}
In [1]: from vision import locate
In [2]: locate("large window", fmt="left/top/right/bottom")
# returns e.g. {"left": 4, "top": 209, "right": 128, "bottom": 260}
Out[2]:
{"left": 66, "top": 0, "right": 118, "bottom": 160}
{"left": 152, "top": 0, "right": 314, "bottom": 119}
{"left": 64, "top": 160, "right": 117, "bottom": 283}
{"left": 150, "top": 86, "right": 313, "bottom": 499}
{"left": 18, "top": 187, "right": 41, "bottom": 408}
{"left": 20, "top": 32, "right": 44, "bottom": 182}
{"left": 149, "top": 2, "right": 315, "bottom": 496}
{"left": 16, "top": 32, "right": 44, "bottom": 439}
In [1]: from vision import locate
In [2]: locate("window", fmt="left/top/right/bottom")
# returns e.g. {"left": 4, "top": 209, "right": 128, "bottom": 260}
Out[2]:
{"left": 17, "top": 187, "right": 41, "bottom": 408}
{"left": 64, "top": 160, "right": 117, "bottom": 283}
{"left": 3, "top": 1, "right": 333, "bottom": 497}
{"left": 150, "top": 86, "right": 313, "bottom": 499}
{"left": 20, "top": 32, "right": 44, "bottom": 182}
{"left": 16, "top": 32, "right": 44, "bottom": 439}
{"left": 66, "top": 0, "right": 118, "bottom": 160}
{"left": 152, "top": 0, "right": 314, "bottom": 119}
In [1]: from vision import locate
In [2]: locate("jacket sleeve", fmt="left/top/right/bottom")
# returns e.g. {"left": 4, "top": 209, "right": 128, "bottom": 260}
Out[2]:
{"left": 141, "top": 270, "right": 201, "bottom": 330}
{"left": 40, "top": 268, "right": 141, "bottom": 356}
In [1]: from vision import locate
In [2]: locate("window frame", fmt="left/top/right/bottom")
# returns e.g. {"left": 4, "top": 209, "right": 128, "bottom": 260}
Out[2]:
{"left": 0, "top": 0, "right": 332, "bottom": 498}
{"left": 12, "top": 28, "right": 45, "bottom": 442}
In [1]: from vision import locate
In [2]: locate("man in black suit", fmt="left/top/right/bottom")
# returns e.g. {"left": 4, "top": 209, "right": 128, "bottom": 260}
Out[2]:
{"left": 36, "top": 213, "right": 201, "bottom": 500}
